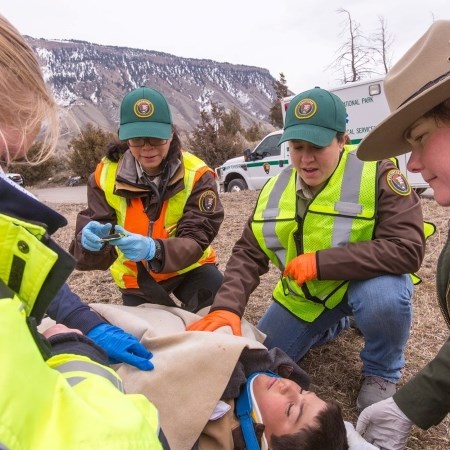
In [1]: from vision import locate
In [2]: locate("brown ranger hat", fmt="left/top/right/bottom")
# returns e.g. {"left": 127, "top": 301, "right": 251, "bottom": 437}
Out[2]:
{"left": 357, "top": 20, "right": 450, "bottom": 161}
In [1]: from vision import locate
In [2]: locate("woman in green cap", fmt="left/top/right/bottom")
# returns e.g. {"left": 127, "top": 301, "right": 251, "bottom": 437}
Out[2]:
{"left": 188, "top": 85, "right": 429, "bottom": 415}
{"left": 71, "top": 86, "right": 224, "bottom": 314}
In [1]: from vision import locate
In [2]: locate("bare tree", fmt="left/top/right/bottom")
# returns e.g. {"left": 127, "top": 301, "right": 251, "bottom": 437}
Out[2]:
{"left": 369, "top": 16, "right": 394, "bottom": 74}
{"left": 327, "top": 8, "right": 376, "bottom": 83}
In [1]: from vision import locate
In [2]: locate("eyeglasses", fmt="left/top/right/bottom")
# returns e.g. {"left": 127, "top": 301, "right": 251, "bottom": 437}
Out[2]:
{"left": 128, "top": 138, "right": 169, "bottom": 148}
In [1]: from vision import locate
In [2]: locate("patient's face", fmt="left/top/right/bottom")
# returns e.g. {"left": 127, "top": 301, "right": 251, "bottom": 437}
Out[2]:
{"left": 252, "top": 374, "right": 326, "bottom": 438}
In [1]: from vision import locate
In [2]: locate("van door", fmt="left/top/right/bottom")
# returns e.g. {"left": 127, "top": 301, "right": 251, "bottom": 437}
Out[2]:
{"left": 246, "top": 133, "right": 288, "bottom": 190}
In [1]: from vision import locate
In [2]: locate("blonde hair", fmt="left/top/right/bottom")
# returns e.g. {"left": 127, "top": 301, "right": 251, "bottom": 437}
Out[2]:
{"left": 0, "top": 15, "right": 59, "bottom": 165}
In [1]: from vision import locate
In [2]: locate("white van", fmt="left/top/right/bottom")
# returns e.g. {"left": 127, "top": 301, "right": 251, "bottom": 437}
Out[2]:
{"left": 215, "top": 130, "right": 289, "bottom": 192}
{"left": 216, "top": 78, "right": 429, "bottom": 193}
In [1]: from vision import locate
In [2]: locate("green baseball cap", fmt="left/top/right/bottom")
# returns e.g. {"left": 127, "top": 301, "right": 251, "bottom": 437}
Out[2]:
{"left": 118, "top": 86, "right": 173, "bottom": 140}
{"left": 280, "top": 87, "right": 347, "bottom": 147}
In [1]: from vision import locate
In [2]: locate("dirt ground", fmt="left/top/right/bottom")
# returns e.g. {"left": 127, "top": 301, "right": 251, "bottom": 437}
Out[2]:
{"left": 52, "top": 191, "right": 449, "bottom": 449}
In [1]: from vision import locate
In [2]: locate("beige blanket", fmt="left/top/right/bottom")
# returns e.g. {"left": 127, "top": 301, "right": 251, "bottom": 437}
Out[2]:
{"left": 87, "top": 303, "right": 266, "bottom": 450}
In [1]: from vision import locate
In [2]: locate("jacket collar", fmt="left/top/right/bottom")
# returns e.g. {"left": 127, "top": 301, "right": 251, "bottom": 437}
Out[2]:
{"left": 0, "top": 177, "right": 67, "bottom": 235}
{"left": 115, "top": 150, "right": 183, "bottom": 194}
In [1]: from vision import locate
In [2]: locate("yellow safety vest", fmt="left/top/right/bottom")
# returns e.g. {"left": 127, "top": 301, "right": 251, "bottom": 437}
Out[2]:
{"left": 95, "top": 151, "right": 217, "bottom": 288}
{"left": 0, "top": 290, "right": 162, "bottom": 450}
{"left": 252, "top": 146, "right": 433, "bottom": 322}
{"left": 0, "top": 212, "right": 163, "bottom": 450}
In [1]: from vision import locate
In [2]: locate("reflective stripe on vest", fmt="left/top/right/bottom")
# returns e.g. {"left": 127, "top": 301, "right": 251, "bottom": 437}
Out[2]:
{"left": 1, "top": 267, "right": 163, "bottom": 450}
{"left": 252, "top": 146, "right": 378, "bottom": 322}
{"left": 54, "top": 359, "right": 124, "bottom": 391}
{"left": 96, "top": 151, "right": 216, "bottom": 288}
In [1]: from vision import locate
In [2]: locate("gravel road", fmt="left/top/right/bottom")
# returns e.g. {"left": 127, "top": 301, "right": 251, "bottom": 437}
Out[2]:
{"left": 30, "top": 185, "right": 87, "bottom": 203}
{"left": 30, "top": 184, "right": 434, "bottom": 204}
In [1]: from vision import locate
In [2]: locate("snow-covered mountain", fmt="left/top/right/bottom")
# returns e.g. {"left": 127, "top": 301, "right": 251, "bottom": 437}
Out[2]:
{"left": 26, "top": 36, "right": 279, "bottom": 137}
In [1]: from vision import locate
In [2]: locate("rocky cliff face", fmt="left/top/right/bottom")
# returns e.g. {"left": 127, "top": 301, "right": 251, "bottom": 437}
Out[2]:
{"left": 27, "top": 36, "right": 278, "bottom": 137}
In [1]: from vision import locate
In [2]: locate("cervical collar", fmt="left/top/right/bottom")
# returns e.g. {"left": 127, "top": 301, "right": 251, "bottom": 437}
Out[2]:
{"left": 235, "top": 371, "right": 281, "bottom": 450}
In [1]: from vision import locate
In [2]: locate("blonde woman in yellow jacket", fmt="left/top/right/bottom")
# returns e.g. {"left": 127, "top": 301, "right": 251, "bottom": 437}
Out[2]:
{"left": 0, "top": 13, "right": 167, "bottom": 449}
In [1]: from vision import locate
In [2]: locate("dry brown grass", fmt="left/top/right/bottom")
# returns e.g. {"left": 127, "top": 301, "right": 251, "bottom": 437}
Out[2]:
{"left": 52, "top": 191, "right": 449, "bottom": 449}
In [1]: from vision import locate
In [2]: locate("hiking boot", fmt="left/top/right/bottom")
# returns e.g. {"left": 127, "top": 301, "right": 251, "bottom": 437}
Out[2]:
{"left": 357, "top": 376, "right": 396, "bottom": 412}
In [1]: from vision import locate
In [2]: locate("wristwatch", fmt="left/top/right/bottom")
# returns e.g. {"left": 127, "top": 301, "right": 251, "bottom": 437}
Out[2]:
{"left": 153, "top": 239, "right": 162, "bottom": 262}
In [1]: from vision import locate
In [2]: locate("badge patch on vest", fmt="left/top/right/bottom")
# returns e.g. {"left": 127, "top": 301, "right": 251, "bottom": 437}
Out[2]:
{"left": 386, "top": 169, "right": 412, "bottom": 196}
{"left": 199, "top": 190, "right": 217, "bottom": 212}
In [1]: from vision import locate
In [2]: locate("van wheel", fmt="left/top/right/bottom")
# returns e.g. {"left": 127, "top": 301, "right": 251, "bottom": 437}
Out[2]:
{"left": 227, "top": 179, "right": 248, "bottom": 192}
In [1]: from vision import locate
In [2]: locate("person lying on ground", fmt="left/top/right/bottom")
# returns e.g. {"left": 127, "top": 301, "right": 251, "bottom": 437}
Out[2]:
{"left": 65, "top": 302, "right": 378, "bottom": 450}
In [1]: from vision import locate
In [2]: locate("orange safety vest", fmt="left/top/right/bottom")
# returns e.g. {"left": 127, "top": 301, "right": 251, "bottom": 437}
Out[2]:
{"left": 95, "top": 151, "right": 217, "bottom": 288}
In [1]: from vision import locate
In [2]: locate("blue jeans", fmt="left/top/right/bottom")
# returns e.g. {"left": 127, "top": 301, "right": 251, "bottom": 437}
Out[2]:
{"left": 257, "top": 274, "right": 413, "bottom": 383}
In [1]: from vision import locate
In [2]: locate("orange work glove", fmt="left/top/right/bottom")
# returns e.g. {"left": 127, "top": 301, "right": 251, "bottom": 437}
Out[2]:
{"left": 283, "top": 252, "right": 317, "bottom": 286}
{"left": 186, "top": 310, "right": 242, "bottom": 336}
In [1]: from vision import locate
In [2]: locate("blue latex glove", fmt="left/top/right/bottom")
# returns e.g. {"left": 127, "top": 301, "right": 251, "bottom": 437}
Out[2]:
{"left": 81, "top": 221, "right": 113, "bottom": 251}
{"left": 109, "top": 225, "right": 156, "bottom": 261}
{"left": 87, "top": 323, "right": 154, "bottom": 371}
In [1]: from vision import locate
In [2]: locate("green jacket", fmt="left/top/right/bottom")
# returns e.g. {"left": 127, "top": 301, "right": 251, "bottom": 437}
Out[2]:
{"left": 394, "top": 226, "right": 450, "bottom": 429}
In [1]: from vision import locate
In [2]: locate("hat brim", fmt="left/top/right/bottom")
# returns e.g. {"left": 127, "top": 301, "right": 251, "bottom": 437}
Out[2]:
{"left": 357, "top": 77, "right": 450, "bottom": 161}
{"left": 279, "top": 124, "right": 337, "bottom": 147}
{"left": 119, "top": 122, "right": 173, "bottom": 141}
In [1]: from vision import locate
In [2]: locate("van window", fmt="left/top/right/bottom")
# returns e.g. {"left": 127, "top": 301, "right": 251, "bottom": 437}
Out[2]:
{"left": 255, "top": 135, "right": 281, "bottom": 157}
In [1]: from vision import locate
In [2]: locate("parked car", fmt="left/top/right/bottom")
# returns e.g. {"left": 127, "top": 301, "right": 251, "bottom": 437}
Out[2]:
{"left": 6, "top": 173, "right": 24, "bottom": 186}
{"left": 65, "top": 175, "right": 81, "bottom": 187}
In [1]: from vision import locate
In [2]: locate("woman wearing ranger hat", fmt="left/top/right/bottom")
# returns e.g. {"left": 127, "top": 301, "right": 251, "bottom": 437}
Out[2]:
{"left": 356, "top": 19, "right": 450, "bottom": 450}
{"left": 70, "top": 86, "right": 224, "bottom": 314}
{"left": 188, "top": 86, "right": 431, "bottom": 413}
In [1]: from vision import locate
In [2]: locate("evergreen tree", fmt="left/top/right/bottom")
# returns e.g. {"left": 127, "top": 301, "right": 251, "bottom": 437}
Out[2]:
{"left": 269, "top": 73, "right": 289, "bottom": 128}
{"left": 68, "top": 123, "right": 116, "bottom": 179}
{"left": 244, "top": 121, "right": 264, "bottom": 142}
{"left": 187, "top": 102, "right": 247, "bottom": 168}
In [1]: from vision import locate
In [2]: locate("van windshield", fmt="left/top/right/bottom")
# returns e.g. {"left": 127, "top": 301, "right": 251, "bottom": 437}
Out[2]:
{"left": 252, "top": 134, "right": 281, "bottom": 159}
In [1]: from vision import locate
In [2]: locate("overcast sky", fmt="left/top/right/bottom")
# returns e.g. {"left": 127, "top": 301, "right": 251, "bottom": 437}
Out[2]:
{"left": 1, "top": 0, "right": 448, "bottom": 94}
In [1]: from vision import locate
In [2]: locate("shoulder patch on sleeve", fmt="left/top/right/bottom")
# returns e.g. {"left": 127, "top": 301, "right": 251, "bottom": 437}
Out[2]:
{"left": 198, "top": 190, "right": 217, "bottom": 213}
{"left": 386, "top": 169, "right": 412, "bottom": 196}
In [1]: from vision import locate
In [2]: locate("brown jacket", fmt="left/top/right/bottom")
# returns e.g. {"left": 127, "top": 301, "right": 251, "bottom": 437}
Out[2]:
{"left": 70, "top": 149, "right": 224, "bottom": 282}
{"left": 211, "top": 159, "right": 425, "bottom": 316}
